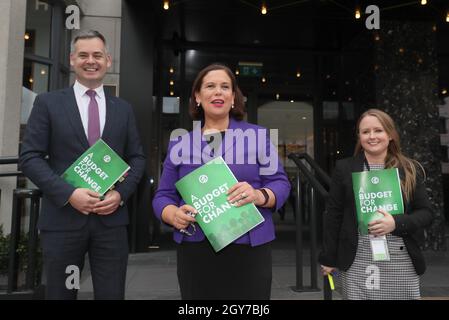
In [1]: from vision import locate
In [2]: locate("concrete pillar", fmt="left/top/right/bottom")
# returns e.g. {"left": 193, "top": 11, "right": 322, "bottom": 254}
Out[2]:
{"left": 71, "top": 0, "right": 122, "bottom": 89}
{"left": 0, "top": 0, "right": 26, "bottom": 233}
{"left": 375, "top": 21, "right": 446, "bottom": 250}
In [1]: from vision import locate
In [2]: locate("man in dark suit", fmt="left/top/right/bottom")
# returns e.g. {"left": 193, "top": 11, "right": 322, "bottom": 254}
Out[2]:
{"left": 19, "top": 30, "right": 146, "bottom": 299}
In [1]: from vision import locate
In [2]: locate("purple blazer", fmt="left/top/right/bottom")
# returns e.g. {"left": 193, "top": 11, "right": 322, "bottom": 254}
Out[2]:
{"left": 152, "top": 118, "right": 291, "bottom": 246}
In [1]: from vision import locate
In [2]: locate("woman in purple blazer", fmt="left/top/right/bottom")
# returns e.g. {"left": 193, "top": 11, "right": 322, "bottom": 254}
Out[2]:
{"left": 152, "top": 64, "right": 291, "bottom": 299}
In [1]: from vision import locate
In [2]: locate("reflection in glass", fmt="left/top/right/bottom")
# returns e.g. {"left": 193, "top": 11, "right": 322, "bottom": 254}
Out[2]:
{"left": 23, "top": 61, "right": 49, "bottom": 94}
{"left": 22, "top": 62, "right": 49, "bottom": 124}
{"left": 258, "top": 101, "right": 314, "bottom": 168}
{"left": 25, "top": 1, "right": 52, "bottom": 58}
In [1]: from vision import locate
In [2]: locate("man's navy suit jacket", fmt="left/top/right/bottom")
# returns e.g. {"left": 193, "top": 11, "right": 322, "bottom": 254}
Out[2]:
{"left": 19, "top": 87, "right": 146, "bottom": 231}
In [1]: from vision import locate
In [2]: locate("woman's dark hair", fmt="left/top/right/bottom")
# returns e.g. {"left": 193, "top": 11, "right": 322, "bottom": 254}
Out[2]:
{"left": 189, "top": 63, "right": 245, "bottom": 121}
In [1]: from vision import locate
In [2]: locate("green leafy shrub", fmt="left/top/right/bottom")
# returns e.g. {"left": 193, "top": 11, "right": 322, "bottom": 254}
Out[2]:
{"left": 0, "top": 225, "right": 42, "bottom": 287}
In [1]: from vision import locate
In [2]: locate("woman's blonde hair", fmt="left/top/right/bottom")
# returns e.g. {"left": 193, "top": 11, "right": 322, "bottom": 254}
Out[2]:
{"left": 354, "top": 108, "right": 425, "bottom": 202}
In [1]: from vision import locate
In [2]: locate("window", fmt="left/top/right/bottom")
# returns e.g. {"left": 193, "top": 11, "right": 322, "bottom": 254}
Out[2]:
{"left": 21, "top": 0, "right": 71, "bottom": 127}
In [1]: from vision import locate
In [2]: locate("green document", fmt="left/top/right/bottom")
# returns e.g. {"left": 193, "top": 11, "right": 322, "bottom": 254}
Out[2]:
{"left": 61, "top": 139, "right": 130, "bottom": 196}
{"left": 175, "top": 156, "right": 265, "bottom": 252}
{"left": 352, "top": 168, "right": 404, "bottom": 235}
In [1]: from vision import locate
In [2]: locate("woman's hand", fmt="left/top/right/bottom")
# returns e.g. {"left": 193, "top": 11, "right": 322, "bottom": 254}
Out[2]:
{"left": 167, "top": 204, "right": 197, "bottom": 231}
{"left": 321, "top": 265, "right": 336, "bottom": 276}
{"left": 227, "top": 182, "right": 264, "bottom": 207}
{"left": 368, "top": 209, "right": 396, "bottom": 236}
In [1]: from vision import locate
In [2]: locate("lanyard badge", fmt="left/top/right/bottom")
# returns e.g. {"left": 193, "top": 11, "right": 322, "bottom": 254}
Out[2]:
{"left": 369, "top": 235, "right": 390, "bottom": 261}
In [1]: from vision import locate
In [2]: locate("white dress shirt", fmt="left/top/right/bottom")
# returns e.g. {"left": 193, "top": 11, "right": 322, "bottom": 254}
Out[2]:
{"left": 73, "top": 80, "right": 106, "bottom": 139}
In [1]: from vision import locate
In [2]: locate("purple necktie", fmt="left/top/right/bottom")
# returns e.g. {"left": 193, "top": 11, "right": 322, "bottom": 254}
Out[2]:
{"left": 86, "top": 90, "right": 100, "bottom": 146}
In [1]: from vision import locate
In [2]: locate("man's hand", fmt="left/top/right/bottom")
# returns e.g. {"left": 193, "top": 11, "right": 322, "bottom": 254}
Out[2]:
{"left": 68, "top": 188, "right": 101, "bottom": 214}
{"left": 93, "top": 190, "right": 122, "bottom": 215}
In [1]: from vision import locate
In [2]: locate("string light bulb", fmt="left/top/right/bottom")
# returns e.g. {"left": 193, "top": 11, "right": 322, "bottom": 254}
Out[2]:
{"left": 421, "top": 0, "right": 427, "bottom": 5}
{"left": 169, "top": 67, "right": 174, "bottom": 73}
{"left": 446, "top": 11, "right": 449, "bottom": 23}
{"left": 355, "top": 7, "right": 361, "bottom": 19}
{"left": 235, "top": 69, "right": 239, "bottom": 75}
{"left": 24, "top": 33, "right": 30, "bottom": 40}
{"left": 261, "top": 3, "right": 267, "bottom": 15}
{"left": 169, "top": 80, "right": 174, "bottom": 86}
{"left": 261, "top": 77, "right": 266, "bottom": 83}
{"left": 296, "top": 71, "right": 301, "bottom": 78}
{"left": 163, "top": 1, "right": 169, "bottom": 10}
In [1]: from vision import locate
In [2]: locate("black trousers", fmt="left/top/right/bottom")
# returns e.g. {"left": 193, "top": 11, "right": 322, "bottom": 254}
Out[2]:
{"left": 40, "top": 214, "right": 129, "bottom": 300}
{"left": 177, "top": 241, "right": 272, "bottom": 300}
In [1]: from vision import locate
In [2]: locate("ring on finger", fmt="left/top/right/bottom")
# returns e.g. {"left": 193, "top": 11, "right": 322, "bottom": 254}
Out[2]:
{"left": 240, "top": 192, "right": 247, "bottom": 199}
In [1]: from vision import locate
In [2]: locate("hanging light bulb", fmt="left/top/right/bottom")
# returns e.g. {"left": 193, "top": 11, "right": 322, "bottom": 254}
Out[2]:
{"left": 163, "top": 0, "right": 169, "bottom": 10}
{"left": 355, "top": 7, "right": 361, "bottom": 19}
{"left": 261, "top": 3, "right": 267, "bottom": 15}
{"left": 421, "top": 0, "right": 427, "bottom": 5}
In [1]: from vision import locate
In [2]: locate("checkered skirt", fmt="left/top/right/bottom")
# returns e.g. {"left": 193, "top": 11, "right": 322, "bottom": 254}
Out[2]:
{"left": 337, "top": 164, "right": 420, "bottom": 300}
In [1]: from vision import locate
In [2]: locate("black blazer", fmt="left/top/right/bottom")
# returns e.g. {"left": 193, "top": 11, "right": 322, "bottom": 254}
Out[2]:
{"left": 318, "top": 153, "right": 433, "bottom": 275}
{"left": 19, "top": 87, "right": 146, "bottom": 231}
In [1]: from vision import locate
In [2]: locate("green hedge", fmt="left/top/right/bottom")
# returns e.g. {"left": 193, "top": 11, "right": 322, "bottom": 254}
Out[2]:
{"left": 0, "top": 225, "right": 42, "bottom": 286}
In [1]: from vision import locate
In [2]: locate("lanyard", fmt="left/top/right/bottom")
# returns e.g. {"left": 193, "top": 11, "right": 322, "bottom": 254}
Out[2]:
{"left": 363, "top": 157, "right": 371, "bottom": 171}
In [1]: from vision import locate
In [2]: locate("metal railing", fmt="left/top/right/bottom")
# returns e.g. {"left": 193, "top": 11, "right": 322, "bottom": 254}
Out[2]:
{"left": 288, "top": 153, "right": 332, "bottom": 300}
{"left": 0, "top": 157, "right": 41, "bottom": 299}
{"left": 0, "top": 157, "right": 23, "bottom": 177}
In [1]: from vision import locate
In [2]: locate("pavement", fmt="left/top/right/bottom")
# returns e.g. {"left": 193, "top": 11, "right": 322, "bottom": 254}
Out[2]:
{"left": 78, "top": 213, "right": 449, "bottom": 300}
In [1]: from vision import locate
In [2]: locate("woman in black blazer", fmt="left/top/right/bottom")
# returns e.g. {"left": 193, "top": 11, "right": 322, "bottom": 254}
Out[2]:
{"left": 319, "top": 109, "right": 433, "bottom": 300}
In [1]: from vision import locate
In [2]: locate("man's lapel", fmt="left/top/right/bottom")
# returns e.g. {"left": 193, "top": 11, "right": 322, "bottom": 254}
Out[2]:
{"left": 63, "top": 87, "right": 89, "bottom": 148}
{"left": 101, "top": 93, "right": 117, "bottom": 142}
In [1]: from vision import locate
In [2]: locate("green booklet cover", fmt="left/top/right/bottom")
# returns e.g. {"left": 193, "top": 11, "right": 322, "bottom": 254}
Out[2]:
{"left": 175, "top": 156, "right": 265, "bottom": 252}
{"left": 352, "top": 168, "right": 404, "bottom": 235}
{"left": 61, "top": 139, "right": 130, "bottom": 196}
